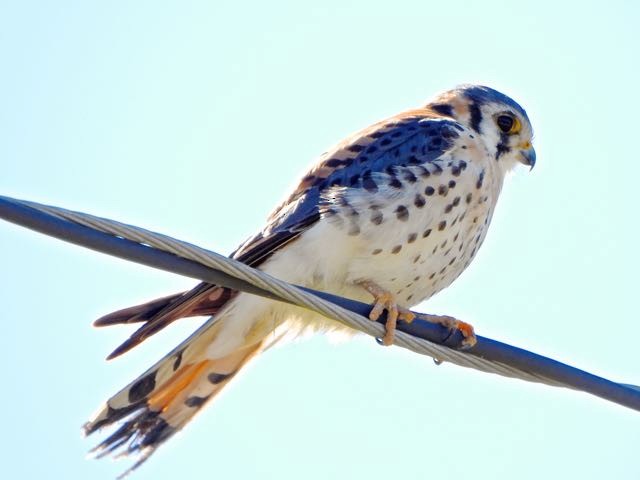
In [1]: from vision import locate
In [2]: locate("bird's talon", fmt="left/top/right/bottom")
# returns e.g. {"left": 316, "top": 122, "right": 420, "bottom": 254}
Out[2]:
{"left": 457, "top": 320, "right": 477, "bottom": 348}
{"left": 381, "top": 331, "right": 394, "bottom": 346}
{"left": 399, "top": 308, "right": 416, "bottom": 324}
{"left": 358, "top": 280, "right": 412, "bottom": 346}
{"left": 418, "top": 314, "right": 477, "bottom": 349}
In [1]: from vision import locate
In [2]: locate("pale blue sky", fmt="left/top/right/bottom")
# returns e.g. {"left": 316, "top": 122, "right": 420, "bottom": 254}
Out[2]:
{"left": 1, "top": 1, "right": 639, "bottom": 479}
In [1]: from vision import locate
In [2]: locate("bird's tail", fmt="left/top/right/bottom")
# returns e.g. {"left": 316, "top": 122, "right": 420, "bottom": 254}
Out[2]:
{"left": 84, "top": 310, "right": 272, "bottom": 477}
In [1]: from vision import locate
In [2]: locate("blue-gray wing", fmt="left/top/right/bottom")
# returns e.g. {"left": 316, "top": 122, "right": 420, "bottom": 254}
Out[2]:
{"left": 232, "top": 112, "right": 463, "bottom": 264}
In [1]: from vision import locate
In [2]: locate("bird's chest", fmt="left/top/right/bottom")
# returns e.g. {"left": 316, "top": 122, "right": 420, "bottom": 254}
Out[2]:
{"left": 332, "top": 158, "right": 499, "bottom": 306}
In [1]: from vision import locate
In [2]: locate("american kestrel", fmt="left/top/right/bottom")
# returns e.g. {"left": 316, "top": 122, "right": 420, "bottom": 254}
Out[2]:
{"left": 85, "top": 84, "right": 535, "bottom": 473}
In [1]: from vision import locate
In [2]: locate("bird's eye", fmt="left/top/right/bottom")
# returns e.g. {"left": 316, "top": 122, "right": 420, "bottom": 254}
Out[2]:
{"left": 496, "top": 114, "right": 520, "bottom": 134}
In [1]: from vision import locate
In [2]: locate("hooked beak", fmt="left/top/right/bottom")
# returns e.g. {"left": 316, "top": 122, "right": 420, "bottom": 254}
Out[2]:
{"left": 519, "top": 145, "right": 536, "bottom": 170}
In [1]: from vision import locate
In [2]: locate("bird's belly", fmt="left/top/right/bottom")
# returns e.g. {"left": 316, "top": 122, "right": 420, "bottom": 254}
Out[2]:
{"left": 266, "top": 162, "right": 496, "bottom": 310}
{"left": 348, "top": 201, "right": 490, "bottom": 307}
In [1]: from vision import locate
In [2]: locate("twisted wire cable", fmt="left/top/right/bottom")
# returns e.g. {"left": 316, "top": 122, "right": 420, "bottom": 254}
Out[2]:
{"left": 1, "top": 195, "right": 638, "bottom": 411}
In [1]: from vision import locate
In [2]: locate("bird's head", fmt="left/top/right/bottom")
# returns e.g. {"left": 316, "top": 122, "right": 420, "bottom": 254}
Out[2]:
{"left": 429, "top": 84, "right": 535, "bottom": 170}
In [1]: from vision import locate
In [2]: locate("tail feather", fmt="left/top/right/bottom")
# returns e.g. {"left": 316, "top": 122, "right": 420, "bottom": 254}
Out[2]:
{"left": 85, "top": 314, "right": 265, "bottom": 476}
{"left": 95, "top": 285, "right": 236, "bottom": 359}
{"left": 85, "top": 315, "right": 225, "bottom": 435}
{"left": 93, "top": 293, "right": 184, "bottom": 327}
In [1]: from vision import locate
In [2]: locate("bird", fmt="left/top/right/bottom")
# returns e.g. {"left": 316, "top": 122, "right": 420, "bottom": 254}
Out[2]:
{"left": 84, "top": 84, "right": 535, "bottom": 475}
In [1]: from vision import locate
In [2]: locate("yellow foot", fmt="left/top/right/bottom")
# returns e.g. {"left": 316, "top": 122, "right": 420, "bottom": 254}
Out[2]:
{"left": 358, "top": 280, "right": 416, "bottom": 346}
{"left": 419, "top": 313, "right": 477, "bottom": 348}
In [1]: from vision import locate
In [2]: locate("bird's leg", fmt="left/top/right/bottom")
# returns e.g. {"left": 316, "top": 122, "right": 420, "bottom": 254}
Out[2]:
{"left": 417, "top": 313, "right": 477, "bottom": 348}
{"left": 357, "top": 280, "right": 416, "bottom": 346}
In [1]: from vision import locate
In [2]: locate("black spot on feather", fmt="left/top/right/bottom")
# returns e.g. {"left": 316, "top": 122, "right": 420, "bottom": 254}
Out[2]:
{"left": 185, "top": 395, "right": 210, "bottom": 408}
{"left": 431, "top": 103, "right": 454, "bottom": 116}
{"left": 208, "top": 372, "right": 233, "bottom": 384}
{"left": 469, "top": 103, "right": 482, "bottom": 133}
{"left": 128, "top": 372, "right": 156, "bottom": 404}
